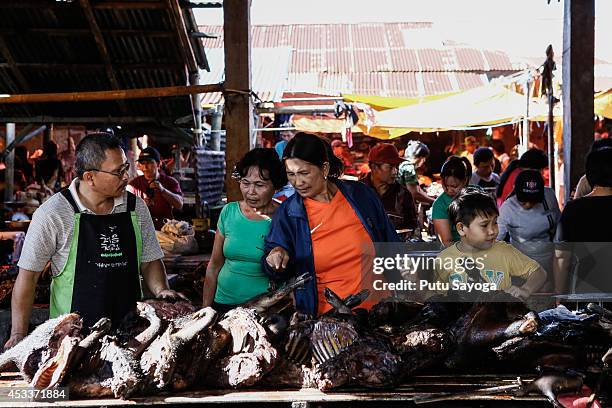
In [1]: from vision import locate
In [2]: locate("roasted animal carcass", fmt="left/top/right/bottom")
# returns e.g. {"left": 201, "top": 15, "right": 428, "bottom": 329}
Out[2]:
{"left": 315, "top": 336, "right": 401, "bottom": 391}
{"left": 443, "top": 293, "right": 539, "bottom": 370}
{"left": 240, "top": 272, "right": 311, "bottom": 315}
{"left": 368, "top": 297, "right": 425, "bottom": 332}
{"left": 0, "top": 313, "right": 83, "bottom": 382}
{"left": 68, "top": 302, "right": 164, "bottom": 399}
{"left": 204, "top": 307, "right": 277, "bottom": 388}
{"left": 32, "top": 317, "right": 111, "bottom": 389}
{"left": 139, "top": 307, "right": 217, "bottom": 393}
{"left": 493, "top": 305, "right": 612, "bottom": 372}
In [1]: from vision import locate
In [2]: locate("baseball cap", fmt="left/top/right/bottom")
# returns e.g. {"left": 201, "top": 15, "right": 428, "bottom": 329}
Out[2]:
{"left": 368, "top": 143, "right": 404, "bottom": 166}
{"left": 514, "top": 170, "right": 544, "bottom": 203}
{"left": 138, "top": 147, "right": 161, "bottom": 163}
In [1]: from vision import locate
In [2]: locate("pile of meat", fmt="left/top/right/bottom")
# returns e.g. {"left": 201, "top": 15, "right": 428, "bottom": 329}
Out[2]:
{"left": 1, "top": 276, "right": 611, "bottom": 406}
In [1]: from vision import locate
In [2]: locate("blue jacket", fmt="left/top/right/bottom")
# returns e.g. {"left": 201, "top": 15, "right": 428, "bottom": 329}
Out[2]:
{"left": 262, "top": 179, "right": 399, "bottom": 315}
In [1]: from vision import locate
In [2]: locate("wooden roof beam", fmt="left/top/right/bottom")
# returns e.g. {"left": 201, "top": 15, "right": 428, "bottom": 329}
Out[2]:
{"left": 166, "top": 0, "right": 198, "bottom": 75}
{"left": 92, "top": 1, "right": 166, "bottom": 9}
{"left": 0, "top": 62, "right": 184, "bottom": 70}
{"left": 79, "top": 0, "right": 129, "bottom": 115}
{"left": 0, "top": 37, "right": 31, "bottom": 93}
{"left": 0, "top": 1, "right": 165, "bottom": 9}
{"left": 0, "top": 83, "right": 223, "bottom": 104}
{"left": 0, "top": 28, "right": 175, "bottom": 37}
{"left": 0, "top": 1, "right": 217, "bottom": 9}
{"left": 0, "top": 116, "right": 164, "bottom": 124}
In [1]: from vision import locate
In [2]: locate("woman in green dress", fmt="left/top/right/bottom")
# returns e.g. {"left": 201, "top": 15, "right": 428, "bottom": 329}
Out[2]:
{"left": 202, "top": 148, "right": 287, "bottom": 314}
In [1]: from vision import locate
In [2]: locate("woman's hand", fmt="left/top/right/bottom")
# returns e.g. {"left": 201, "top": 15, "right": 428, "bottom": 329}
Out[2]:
{"left": 266, "top": 247, "right": 290, "bottom": 272}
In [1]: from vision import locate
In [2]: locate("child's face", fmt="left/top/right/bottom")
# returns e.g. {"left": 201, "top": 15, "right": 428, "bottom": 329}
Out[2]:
{"left": 458, "top": 213, "right": 499, "bottom": 250}
{"left": 442, "top": 176, "right": 466, "bottom": 198}
{"left": 476, "top": 159, "right": 494, "bottom": 178}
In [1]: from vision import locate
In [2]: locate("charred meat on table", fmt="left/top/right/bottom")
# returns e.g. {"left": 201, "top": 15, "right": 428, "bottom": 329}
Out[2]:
{"left": 205, "top": 307, "right": 278, "bottom": 388}
{"left": 140, "top": 307, "right": 217, "bottom": 393}
{"left": 0, "top": 313, "right": 82, "bottom": 381}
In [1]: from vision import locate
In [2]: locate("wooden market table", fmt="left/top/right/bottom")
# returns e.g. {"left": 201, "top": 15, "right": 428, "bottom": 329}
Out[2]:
{"left": 0, "top": 372, "right": 549, "bottom": 407}
{"left": 162, "top": 254, "right": 210, "bottom": 276}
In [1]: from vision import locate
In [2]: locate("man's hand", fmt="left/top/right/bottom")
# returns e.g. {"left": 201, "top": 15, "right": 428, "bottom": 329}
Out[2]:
{"left": 155, "top": 289, "right": 188, "bottom": 301}
{"left": 266, "top": 247, "right": 290, "bottom": 272}
{"left": 3, "top": 333, "right": 25, "bottom": 350}
{"left": 149, "top": 180, "right": 164, "bottom": 192}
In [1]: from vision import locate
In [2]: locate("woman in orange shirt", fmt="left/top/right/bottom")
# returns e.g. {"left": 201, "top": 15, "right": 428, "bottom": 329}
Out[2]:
{"left": 263, "top": 133, "right": 399, "bottom": 316}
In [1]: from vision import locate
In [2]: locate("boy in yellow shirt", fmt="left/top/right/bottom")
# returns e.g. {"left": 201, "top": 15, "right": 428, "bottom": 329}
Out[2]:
{"left": 434, "top": 189, "right": 546, "bottom": 299}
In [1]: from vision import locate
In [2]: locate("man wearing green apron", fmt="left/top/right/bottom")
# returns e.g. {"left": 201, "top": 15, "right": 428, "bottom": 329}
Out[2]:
{"left": 5, "top": 133, "right": 185, "bottom": 349}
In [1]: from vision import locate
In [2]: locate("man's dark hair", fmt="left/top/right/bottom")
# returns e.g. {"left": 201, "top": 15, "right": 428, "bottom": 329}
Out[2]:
{"left": 591, "top": 138, "right": 612, "bottom": 153}
{"left": 75, "top": 132, "right": 123, "bottom": 179}
{"left": 283, "top": 132, "right": 344, "bottom": 179}
{"left": 489, "top": 139, "right": 506, "bottom": 155}
{"left": 233, "top": 148, "right": 288, "bottom": 189}
{"left": 586, "top": 147, "right": 612, "bottom": 188}
{"left": 473, "top": 147, "right": 494, "bottom": 166}
{"left": 448, "top": 188, "right": 499, "bottom": 227}
{"left": 519, "top": 148, "right": 548, "bottom": 170}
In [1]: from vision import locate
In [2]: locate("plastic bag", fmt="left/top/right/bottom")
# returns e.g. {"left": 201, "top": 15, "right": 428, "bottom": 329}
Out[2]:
{"left": 156, "top": 220, "right": 198, "bottom": 255}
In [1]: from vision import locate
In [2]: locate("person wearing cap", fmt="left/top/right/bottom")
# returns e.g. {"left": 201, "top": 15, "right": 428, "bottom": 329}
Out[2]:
{"left": 496, "top": 148, "right": 548, "bottom": 207}
{"left": 497, "top": 170, "right": 560, "bottom": 283}
{"left": 361, "top": 143, "right": 417, "bottom": 232}
{"left": 128, "top": 147, "right": 183, "bottom": 230}
{"left": 5, "top": 134, "right": 185, "bottom": 350}
{"left": 460, "top": 136, "right": 479, "bottom": 166}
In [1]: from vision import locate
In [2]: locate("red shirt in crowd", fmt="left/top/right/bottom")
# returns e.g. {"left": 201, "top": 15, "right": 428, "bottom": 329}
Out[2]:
{"left": 128, "top": 174, "right": 182, "bottom": 230}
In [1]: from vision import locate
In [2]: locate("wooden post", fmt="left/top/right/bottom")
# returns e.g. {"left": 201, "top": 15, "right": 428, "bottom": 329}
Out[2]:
{"left": 223, "top": 0, "right": 253, "bottom": 202}
{"left": 562, "top": 0, "right": 595, "bottom": 203}
{"left": 4, "top": 123, "right": 15, "bottom": 202}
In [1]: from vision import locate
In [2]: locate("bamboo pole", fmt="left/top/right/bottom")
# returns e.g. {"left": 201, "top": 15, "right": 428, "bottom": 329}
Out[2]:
{"left": 0, "top": 83, "right": 223, "bottom": 104}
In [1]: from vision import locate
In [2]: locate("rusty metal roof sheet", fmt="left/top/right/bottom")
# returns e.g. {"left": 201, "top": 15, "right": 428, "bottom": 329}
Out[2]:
{"left": 201, "top": 22, "right": 519, "bottom": 98}
{"left": 200, "top": 47, "right": 292, "bottom": 105}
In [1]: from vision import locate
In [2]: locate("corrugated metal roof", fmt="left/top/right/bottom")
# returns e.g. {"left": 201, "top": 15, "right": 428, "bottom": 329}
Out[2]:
{"left": 455, "top": 48, "right": 487, "bottom": 71}
{"left": 482, "top": 50, "right": 513, "bottom": 71}
{"left": 0, "top": 0, "right": 208, "bottom": 122}
{"left": 200, "top": 22, "right": 515, "bottom": 73}
{"left": 422, "top": 72, "right": 454, "bottom": 94}
{"left": 200, "top": 47, "right": 292, "bottom": 105}
{"left": 200, "top": 22, "right": 520, "bottom": 98}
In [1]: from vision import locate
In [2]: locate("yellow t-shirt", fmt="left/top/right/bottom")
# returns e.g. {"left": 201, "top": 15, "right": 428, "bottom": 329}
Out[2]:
{"left": 435, "top": 241, "right": 540, "bottom": 290}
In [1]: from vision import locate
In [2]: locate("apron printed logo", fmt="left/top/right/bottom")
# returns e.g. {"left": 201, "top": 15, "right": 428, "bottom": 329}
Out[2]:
{"left": 100, "top": 226, "right": 122, "bottom": 255}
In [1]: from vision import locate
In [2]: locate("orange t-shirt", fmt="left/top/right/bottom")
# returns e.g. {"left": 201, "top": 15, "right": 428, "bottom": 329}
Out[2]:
{"left": 304, "top": 191, "right": 376, "bottom": 315}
